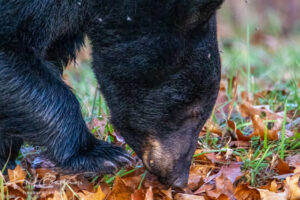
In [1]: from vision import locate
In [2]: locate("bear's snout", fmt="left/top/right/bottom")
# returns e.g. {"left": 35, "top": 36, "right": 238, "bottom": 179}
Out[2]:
{"left": 141, "top": 127, "right": 199, "bottom": 188}
{"left": 143, "top": 147, "right": 190, "bottom": 188}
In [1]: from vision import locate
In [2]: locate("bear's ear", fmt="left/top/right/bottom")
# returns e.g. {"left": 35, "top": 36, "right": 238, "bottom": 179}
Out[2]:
{"left": 174, "top": 0, "right": 224, "bottom": 31}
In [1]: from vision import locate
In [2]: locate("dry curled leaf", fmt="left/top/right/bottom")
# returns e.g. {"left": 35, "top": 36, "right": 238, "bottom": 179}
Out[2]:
{"left": 234, "top": 184, "right": 260, "bottom": 200}
{"left": 174, "top": 193, "right": 205, "bottom": 200}
{"left": 106, "top": 176, "right": 133, "bottom": 200}
{"left": 123, "top": 176, "right": 142, "bottom": 189}
{"left": 35, "top": 168, "right": 57, "bottom": 179}
{"left": 160, "top": 188, "right": 173, "bottom": 200}
{"left": 131, "top": 187, "right": 153, "bottom": 200}
{"left": 286, "top": 173, "right": 300, "bottom": 200}
{"left": 1, "top": 185, "right": 27, "bottom": 200}
{"left": 206, "top": 153, "right": 227, "bottom": 164}
{"left": 152, "top": 188, "right": 173, "bottom": 200}
{"left": 251, "top": 114, "right": 281, "bottom": 140}
{"left": 228, "top": 120, "right": 253, "bottom": 141}
{"left": 215, "top": 173, "right": 234, "bottom": 198}
{"left": 275, "top": 158, "right": 292, "bottom": 175}
{"left": 237, "top": 102, "right": 291, "bottom": 141}
{"left": 78, "top": 186, "right": 106, "bottom": 200}
{"left": 270, "top": 180, "right": 278, "bottom": 193}
{"left": 194, "top": 184, "right": 214, "bottom": 195}
{"left": 188, "top": 165, "right": 206, "bottom": 191}
{"left": 205, "top": 118, "right": 223, "bottom": 136}
{"left": 206, "top": 189, "right": 229, "bottom": 200}
{"left": 218, "top": 163, "right": 243, "bottom": 184}
{"left": 258, "top": 189, "right": 287, "bottom": 200}
{"left": 8, "top": 165, "right": 27, "bottom": 185}
{"left": 47, "top": 190, "right": 68, "bottom": 200}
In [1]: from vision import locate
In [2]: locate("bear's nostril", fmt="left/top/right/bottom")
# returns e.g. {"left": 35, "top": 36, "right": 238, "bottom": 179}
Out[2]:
{"left": 172, "top": 176, "right": 188, "bottom": 189}
{"left": 172, "top": 177, "right": 187, "bottom": 188}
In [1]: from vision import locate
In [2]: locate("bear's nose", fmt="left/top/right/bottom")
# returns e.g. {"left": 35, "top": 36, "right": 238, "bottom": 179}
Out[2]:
{"left": 172, "top": 173, "right": 189, "bottom": 188}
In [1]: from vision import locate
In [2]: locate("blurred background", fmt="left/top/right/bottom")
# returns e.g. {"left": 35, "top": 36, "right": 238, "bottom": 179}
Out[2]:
{"left": 218, "top": 0, "right": 300, "bottom": 89}
{"left": 219, "top": 0, "right": 300, "bottom": 36}
{"left": 64, "top": 0, "right": 300, "bottom": 119}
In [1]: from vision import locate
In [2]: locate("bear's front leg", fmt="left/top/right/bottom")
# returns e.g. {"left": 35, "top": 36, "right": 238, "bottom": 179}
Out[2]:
{"left": 0, "top": 51, "right": 131, "bottom": 174}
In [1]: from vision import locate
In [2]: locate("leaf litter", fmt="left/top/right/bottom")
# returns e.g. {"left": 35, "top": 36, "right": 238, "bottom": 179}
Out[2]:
{"left": 0, "top": 76, "right": 299, "bottom": 199}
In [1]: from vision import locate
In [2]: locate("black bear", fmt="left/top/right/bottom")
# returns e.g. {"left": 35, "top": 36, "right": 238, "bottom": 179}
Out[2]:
{"left": 0, "top": 0, "right": 223, "bottom": 187}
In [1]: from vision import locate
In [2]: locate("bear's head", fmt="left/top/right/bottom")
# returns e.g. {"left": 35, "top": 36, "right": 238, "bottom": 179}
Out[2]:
{"left": 89, "top": 0, "right": 224, "bottom": 188}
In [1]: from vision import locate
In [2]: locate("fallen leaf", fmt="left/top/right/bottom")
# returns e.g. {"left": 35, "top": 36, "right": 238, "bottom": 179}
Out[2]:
{"left": 40, "top": 171, "right": 57, "bottom": 185}
{"left": 228, "top": 120, "right": 253, "bottom": 141}
{"left": 35, "top": 168, "right": 57, "bottom": 179}
{"left": 286, "top": 154, "right": 300, "bottom": 168}
{"left": 76, "top": 175, "right": 95, "bottom": 192}
{"left": 99, "top": 182, "right": 111, "bottom": 196}
{"left": 206, "top": 189, "right": 223, "bottom": 199}
{"left": 226, "top": 74, "right": 239, "bottom": 122}
{"left": 145, "top": 187, "right": 154, "bottom": 200}
{"left": 131, "top": 190, "right": 145, "bottom": 200}
{"left": 160, "top": 188, "right": 173, "bottom": 200}
{"left": 106, "top": 176, "right": 133, "bottom": 200}
{"left": 123, "top": 176, "right": 142, "bottom": 189}
{"left": 2, "top": 185, "right": 27, "bottom": 200}
{"left": 206, "top": 153, "right": 227, "bottom": 164}
{"left": 215, "top": 82, "right": 229, "bottom": 121}
{"left": 131, "top": 187, "right": 153, "bottom": 200}
{"left": 252, "top": 114, "right": 281, "bottom": 140}
{"left": 174, "top": 193, "right": 205, "bottom": 200}
{"left": 143, "top": 174, "right": 168, "bottom": 190}
{"left": 78, "top": 186, "right": 106, "bottom": 200}
{"left": 241, "top": 91, "right": 252, "bottom": 103}
{"left": 8, "top": 165, "right": 27, "bottom": 185}
{"left": 152, "top": 188, "right": 173, "bottom": 200}
{"left": 237, "top": 102, "right": 291, "bottom": 141}
{"left": 286, "top": 173, "right": 300, "bottom": 200}
{"left": 194, "top": 184, "right": 214, "bottom": 195}
{"left": 270, "top": 180, "right": 278, "bottom": 192}
{"left": 39, "top": 188, "right": 60, "bottom": 199}
{"left": 188, "top": 165, "right": 205, "bottom": 190}
{"left": 234, "top": 184, "right": 260, "bottom": 200}
{"left": 218, "top": 163, "right": 243, "bottom": 184}
{"left": 238, "top": 103, "right": 285, "bottom": 121}
{"left": 258, "top": 189, "right": 287, "bottom": 200}
{"left": 275, "top": 158, "right": 292, "bottom": 175}
{"left": 193, "top": 150, "right": 210, "bottom": 161}
{"left": 205, "top": 118, "right": 223, "bottom": 136}
{"left": 217, "top": 194, "right": 230, "bottom": 200}
{"left": 229, "top": 141, "right": 250, "bottom": 148}
{"left": 215, "top": 173, "right": 234, "bottom": 198}
{"left": 47, "top": 190, "right": 68, "bottom": 200}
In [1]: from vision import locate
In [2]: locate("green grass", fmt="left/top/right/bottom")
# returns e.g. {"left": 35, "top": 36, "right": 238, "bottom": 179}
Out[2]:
{"left": 280, "top": 101, "right": 288, "bottom": 159}
{"left": 103, "top": 166, "right": 142, "bottom": 185}
{"left": 0, "top": 173, "right": 4, "bottom": 200}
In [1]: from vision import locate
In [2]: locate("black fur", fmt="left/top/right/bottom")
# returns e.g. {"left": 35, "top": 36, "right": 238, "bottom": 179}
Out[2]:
{"left": 0, "top": 0, "right": 223, "bottom": 187}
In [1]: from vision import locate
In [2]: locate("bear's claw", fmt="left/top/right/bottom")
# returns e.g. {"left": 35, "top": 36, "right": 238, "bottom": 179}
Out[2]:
{"left": 57, "top": 143, "right": 132, "bottom": 174}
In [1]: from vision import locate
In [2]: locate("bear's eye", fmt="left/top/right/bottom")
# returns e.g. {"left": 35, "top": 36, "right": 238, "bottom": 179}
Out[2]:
{"left": 192, "top": 109, "right": 200, "bottom": 118}
{"left": 185, "top": 96, "right": 193, "bottom": 103}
